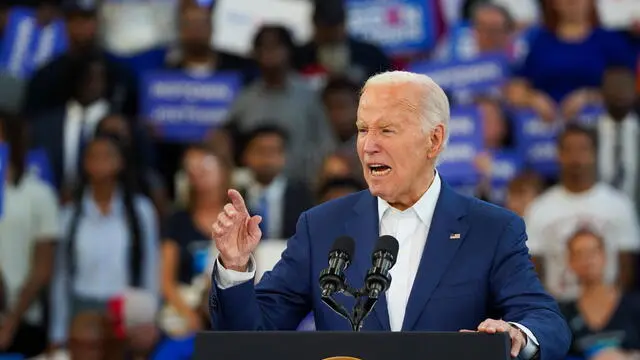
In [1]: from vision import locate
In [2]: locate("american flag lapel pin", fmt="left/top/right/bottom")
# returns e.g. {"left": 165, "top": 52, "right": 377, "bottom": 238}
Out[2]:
{"left": 449, "top": 233, "right": 461, "bottom": 240}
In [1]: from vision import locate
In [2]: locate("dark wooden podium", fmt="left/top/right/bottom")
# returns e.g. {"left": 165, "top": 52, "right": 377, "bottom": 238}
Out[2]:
{"left": 194, "top": 331, "right": 511, "bottom": 360}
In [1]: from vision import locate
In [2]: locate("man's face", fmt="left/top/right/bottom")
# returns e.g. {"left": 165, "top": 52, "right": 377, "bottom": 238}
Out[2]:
{"left": 324, "top": 90, "right": 358, "bottom": 140}
{"left": 255, "top": 31, "right": 289, "bottom": 71}
{"left": 602, "top": 70, "right": 636, "bottom": 110}
{"left": 315, "top": 23, "right": 346, "bottom": 45}
{"left": 473, "top": 8, "right": 510, "bottom": 53}
{"left": 243, "top": 133, "right": 286, "bottom": 184}
{"left": 558, "top": 132, "right": 596, "bottom": 179}
{"left": 356, "top": 84, "right": 443, "bottom": 207}
{"left": 66, "top": 13, "right": 97, "bottom": 50}
{"left": 179, "top": 7, "right": 212, "bottom": 54}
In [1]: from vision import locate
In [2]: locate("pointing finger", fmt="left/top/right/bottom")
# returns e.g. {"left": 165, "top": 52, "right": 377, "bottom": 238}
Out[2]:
{"left": 228, "top": 189, "right": 248, "bottom": 214}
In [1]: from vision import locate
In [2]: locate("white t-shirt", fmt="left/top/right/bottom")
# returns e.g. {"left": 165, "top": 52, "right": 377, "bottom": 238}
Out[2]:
{"left": 524, "top": 183, "right": 640, "bottom": 300}
{"left": 0, "top": 175, "right": 60, "bottom": 325}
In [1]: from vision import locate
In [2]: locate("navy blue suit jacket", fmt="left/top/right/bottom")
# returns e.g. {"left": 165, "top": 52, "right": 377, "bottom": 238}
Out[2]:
{"left": 209, "top": 183, "right": 571, "bottom": 360}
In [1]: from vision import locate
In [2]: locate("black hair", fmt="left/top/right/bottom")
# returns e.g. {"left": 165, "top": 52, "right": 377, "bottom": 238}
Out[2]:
{"left": 319, "top": 176, "right": 365, "bottom": 198}
{"left": 557, "top": 123, "right": 598, "bottom": 151}
{"left": 470, "top": 2, "right": 515, "bottom": 32}
{"left": 241, "top": 123, "right": 290, "bottom": 154}
{"left": 0, "top": 110, "right": 27, "bottom": 185}
{"left": 65, "top": 134, "right": 144, "bottom": 287}
{"left": 252, "top": 24, "right": 296, "bottom": 54}
{"left": 321, "top": 76, "right": 361, "bottom": 100}
{"left": 313, "top": 0, "right": 346, "bottom": 25}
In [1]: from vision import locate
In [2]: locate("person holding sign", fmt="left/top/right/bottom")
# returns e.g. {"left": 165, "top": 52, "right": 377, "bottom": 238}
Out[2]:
{"left": 209, "top": 71, "right": 570, "bottom": 360}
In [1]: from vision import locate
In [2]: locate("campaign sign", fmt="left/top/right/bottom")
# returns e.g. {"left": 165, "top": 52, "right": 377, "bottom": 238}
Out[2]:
{"left": 574, "top": 105, "right": 605, "bottom": 128}
{"left": 140, "top": 71, "right": 241, "bottom": 142}
{"left": 0, "top": 7, "right": 68, "bottom": 78}
{"left": 346, "top": 0, "right": 436, "bottom": 56}
{"left": 437, "top": 106, "right": 484, "bottom": 184}
{"left": 513, "top": 110, "right": 561, "bottom": 177}
{"left": 0, "top": 143, "right": 7, "bottom": 218}
{"left": 26, "top": 148, "right": 55, "bottom": 188}
{"left": 488, "top": 150, "right": 524, "bottom": 205}
{"left": 408, "top": 54, "right": 509, "bottom": 103}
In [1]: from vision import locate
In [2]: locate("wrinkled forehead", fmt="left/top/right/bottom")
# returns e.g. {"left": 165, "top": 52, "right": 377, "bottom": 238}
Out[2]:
{"left": 357, "top": 83, "right": 423, "bottom": 126}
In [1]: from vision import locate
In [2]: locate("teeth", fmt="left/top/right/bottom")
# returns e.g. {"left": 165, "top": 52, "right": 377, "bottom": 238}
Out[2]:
{"left": 370, "top": 166, "right": 391, "bottom": 176}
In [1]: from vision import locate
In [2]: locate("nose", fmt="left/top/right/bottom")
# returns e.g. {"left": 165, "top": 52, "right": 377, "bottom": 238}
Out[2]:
{"left": 362, "top": 133, "right": 381, "bottom": 155}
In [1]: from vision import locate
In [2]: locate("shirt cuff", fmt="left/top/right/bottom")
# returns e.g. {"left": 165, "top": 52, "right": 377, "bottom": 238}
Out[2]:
{"left": 509, "top": 322, "right": 540, "bottom": 359}
{"left": 215, "top": 255, "right": 256, "bottom": 290}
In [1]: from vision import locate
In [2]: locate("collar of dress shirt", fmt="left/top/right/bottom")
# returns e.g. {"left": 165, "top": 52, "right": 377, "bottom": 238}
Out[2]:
{"left": 81, "top": 187, "right": 125, "bottom": 218}
{"left": 248, "top": 175, "right": 287, "bottom": 205}
{"left": 377, "top": 171, "right": 442, "bottom": 226}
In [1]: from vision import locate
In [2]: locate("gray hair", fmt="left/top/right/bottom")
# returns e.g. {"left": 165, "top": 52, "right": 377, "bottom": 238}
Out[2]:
{"left": 362, "top": 71, "right": 451, "bottom": 150}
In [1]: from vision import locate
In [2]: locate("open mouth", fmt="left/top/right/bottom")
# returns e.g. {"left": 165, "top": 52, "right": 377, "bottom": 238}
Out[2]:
{"left": 368, "top": 164, "right": 392, "bottom": 177}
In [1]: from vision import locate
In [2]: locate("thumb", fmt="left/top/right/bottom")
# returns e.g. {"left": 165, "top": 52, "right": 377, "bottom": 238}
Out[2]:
{"left": 247, "top": 215, "right": 262, "bottom": 239}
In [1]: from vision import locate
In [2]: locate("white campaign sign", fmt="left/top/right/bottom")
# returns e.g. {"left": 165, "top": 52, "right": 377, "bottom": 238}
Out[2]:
{"left": 212, "top": 0, "right": 313, "bottom": 56}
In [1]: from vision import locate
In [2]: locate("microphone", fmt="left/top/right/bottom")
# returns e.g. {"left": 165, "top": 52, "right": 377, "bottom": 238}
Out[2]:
{"left": 319, "top": 236, "right": 355, "bottom": 297}
{"left": 352, "top": 235, "right": 399, "bottom": 330}
{"left": 364, "top": 235, "right": 399, "bottom": 299}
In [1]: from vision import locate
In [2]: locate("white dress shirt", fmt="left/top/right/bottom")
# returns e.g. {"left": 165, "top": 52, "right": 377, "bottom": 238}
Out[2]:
{"left": 597, "top": 113, "right": 639, "bottom": 199}
{"left": 63, "top": 99, "right": 110, "bottom": 186}
{"left": 246, "top": 176, "right": 287, "bottom": 239}
{"left": 215, "top": 172, "right": 539, "bottom": 358}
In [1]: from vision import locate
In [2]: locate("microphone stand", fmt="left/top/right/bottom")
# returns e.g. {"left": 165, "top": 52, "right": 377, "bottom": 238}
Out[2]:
{"left": 321, "top": 281, "right": 380, "bottom": 332}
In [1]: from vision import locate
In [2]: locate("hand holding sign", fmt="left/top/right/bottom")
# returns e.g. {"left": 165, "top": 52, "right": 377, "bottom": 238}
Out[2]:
{"left": 529, "top": 92, "right": 557, "bottom": 123}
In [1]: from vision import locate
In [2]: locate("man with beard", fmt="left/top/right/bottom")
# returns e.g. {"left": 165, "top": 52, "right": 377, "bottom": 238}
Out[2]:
{"left": 525, "top": 124, "right": 640, "bottom": 301}
{"left": 23, "top": 0, "right": 139, "bottom": 117}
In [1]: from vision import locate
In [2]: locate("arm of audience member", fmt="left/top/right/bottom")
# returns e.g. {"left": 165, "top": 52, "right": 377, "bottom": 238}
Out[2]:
{"left": 4, "top": 185, "right": 59, "bottom": 330}
{"left": 210, "top": 214, "right": 313, "bottom": 331}
{"left": 160, "top": 241, "right": 201, "bottom": 323}
{"left": 616, "top": 198, "right": 640, "bottom": 290}
{"left": 559, "top": 87, "right": 602, "bottom": 120}
{"left": 138, "top": 197, "right": 160, "bottom": 297}
{"left": 505, "top": 79, "right": 557, "bottom": 122}
{"left": 49, "top": 208, "right": 73, "bottom": 346}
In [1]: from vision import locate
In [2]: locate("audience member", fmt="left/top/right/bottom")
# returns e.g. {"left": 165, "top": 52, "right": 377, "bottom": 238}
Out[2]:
{"left": 525, "top": 124, "right": 640, "bottom": 301}
{"left": 504, "top": 170, "right": 545, "bottom": 217}
{"left": 507, "top": 0, "right": 636, "bottom": 121}
{"left": 95, "top": 113, "right": 168, "bottom": 218}
{"left": 50, "top": 135, "right": 159, "bottom": 347}
{"left": 597, "top": 67, "right": 640, "bottom": 213}
{"left": 160, "top": 145, "right": 228, "bottom": 337}
{"left": 227, "top": 25, "right": 336, "bottom": 183}
{"left": 30, "top": 54, "right": 117, "bottom": 199}
{"left": 23, "top": 0, "right": 138, "bottom": 117}
{"left": 238, "top": 125, "right": 314, "bottom": 239}
{"left": 318, "top": 152, "right": 354, "bottom": 187}
{"left": 560, "top": 228, "right": 640, "bottom": 359}
{"left": 0, "top": 111, "right": 59, "bottom": 358}
{"left": 318, "top": 176, "right": 365, "bottom": 203}
{"left": 295, "top": 0, "right": 391, "bottom": 85}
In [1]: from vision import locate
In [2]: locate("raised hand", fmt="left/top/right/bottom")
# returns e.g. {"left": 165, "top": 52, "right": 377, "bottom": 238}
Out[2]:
{"left": 212, "top": 189, "right": 262, "bottom": 271}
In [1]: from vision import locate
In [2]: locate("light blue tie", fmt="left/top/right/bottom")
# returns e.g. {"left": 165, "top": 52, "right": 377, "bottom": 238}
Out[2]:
{"left": 258, "top": 194, "right": 269, "bottom": 239}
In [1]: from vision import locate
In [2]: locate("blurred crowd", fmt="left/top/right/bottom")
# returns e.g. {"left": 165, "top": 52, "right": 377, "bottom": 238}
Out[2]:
{"left": 0, "top": 0, "right": 639, "bottom": 359}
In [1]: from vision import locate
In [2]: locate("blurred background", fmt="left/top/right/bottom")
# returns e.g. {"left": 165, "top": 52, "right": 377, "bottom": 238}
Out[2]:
{"left": 0, "top": 0, "right": 639, "bottom": 359}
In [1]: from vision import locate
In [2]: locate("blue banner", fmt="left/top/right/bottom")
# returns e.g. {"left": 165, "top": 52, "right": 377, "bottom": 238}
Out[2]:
{"left": 0, "top": 143, "right": 8, "bottom": 218}
{"left": 513, "top": 111, "right": 561, "bottom": 177}
{"left": 26, "top": 148, "right": 55, "bottom": 188}
{"left": 346, "top": 0, "right": 436, "bottom": 56}
{"left": 0, "top": 7, "right": 68, "bottom": 78}
{"left": 488, "top": 150, "right": 524, "bottom": 204}
{"left": 575, "top": 105, "right": 604, "bottom": 127}
{"left": 437, "top": 107, "right": 484, "bottom": 183}
{"left": 140, "top": 71, "right": 242, "bottom": 142}
{"left": 408, "top": 54, "right": 509, "bottom": 104}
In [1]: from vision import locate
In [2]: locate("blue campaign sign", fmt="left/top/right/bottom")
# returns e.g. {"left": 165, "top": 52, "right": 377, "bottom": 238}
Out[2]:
{"left": 140, "top": 71, "right": 242, "bottom": 142}
{"left": 437, "top": 106, "right": 484, "bottom": 184}
{"left": 408, "top": 54, "right": 509, "bottom": 103}
{"left": 575, "top": 105, "right": 604, "bottom": 128}
{"left": 513, "top": 111, "right": 561, "bottom": 177}
{"left": 346, "top": 0, "right": 436, "bottom": 56}
{"left": 0, "top": 143, "right": 8, "bottom": 218}
{"left": 26, "top": 148, "right": 55, "bottom": 188}
{"left": 488, "top": 150, "right": 524, "bottom": 205}
{"left": 0, "top": 7, "right": 68, "bottom": 78}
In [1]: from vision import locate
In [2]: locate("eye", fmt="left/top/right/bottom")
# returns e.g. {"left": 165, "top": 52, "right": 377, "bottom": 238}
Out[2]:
{"left": 358, "top": 128, "right": 368, "bottom": 133}
{"left": 382, "top": 129, "right": 394, "bottom": 134}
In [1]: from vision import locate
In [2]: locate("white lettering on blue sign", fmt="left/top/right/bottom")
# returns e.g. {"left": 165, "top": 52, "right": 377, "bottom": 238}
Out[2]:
{"left": 448, "top": 116, "right": 475, "bottom": 136}
{"left": 348, "top": 2, "right": 424, "bottom": 48}
{"left": 150, "top": 81, "right": 235, "bottom": 102}
{"left": 441, "top": 143, "right": 476, "bottom": 162}
{"left": 528, "top": 142, "right": 557, "bottom": 160}
{"left": 151, "top": 106, "right": 229, "bottom": 124}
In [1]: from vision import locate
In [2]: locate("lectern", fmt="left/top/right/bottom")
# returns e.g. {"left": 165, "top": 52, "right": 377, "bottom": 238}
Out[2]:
{"left": 194, "top": 331, "right": 511, "bottom": 360}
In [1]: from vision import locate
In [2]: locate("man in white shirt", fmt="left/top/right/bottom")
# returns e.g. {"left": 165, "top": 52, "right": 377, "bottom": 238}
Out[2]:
{"left": 526, "top": 124, "right": 640, "bottom": 301}
{"left": 210, "top": 71, "right": 570, "bottom": 359}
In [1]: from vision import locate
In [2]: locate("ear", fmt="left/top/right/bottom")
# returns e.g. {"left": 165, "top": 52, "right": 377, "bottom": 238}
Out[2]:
{"left": 427, "top": 124, "right": 445, "bottom": 160}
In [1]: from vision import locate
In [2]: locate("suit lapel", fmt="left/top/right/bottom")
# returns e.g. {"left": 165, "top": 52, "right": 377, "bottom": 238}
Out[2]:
{"left": 402, "top": 183, "right": 470, "bottom": 331}
{"left": 345, "top": 191, "right": 391, "bottom": 331}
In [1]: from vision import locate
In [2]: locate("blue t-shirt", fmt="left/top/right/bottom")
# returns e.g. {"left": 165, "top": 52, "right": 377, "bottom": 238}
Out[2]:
{"left": 514, "top": 27, "right": 636, "bottom": 103}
